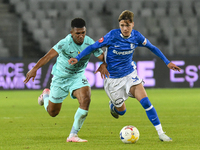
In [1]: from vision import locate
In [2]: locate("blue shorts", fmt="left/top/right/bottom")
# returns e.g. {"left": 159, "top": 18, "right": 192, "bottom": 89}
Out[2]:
{"left": 49, "top": 74, "right": 90, "bottom": 103}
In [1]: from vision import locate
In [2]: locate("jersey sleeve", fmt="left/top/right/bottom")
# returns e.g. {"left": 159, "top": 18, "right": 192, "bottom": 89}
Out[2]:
{"left": 136, "top": 31, "right": 147, "bottom": 46}
{"left": 76, "top": 32, "right": 111, "bottom": 61}
{"left": 89, "top": 38, "right": 103, "bottom": 58}
{"left": 52, "top": 39, "right": 67, "bottom": 54}
{"left": 93, "top": 48, "right": 103, "bottom": 57}
{"left": 136, "top": 31, "right": 170, "bottom": 65}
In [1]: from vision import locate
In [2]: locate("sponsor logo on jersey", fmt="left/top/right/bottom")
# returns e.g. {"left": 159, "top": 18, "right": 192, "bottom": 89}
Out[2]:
{"left": 113, "top": 50, "right": 134, "bottom": 55}
{"left": 85, "top": 42, "right": 90, "bottom": 45}
{"left": 98, "top": 37, "right": 104, "bottom": 43}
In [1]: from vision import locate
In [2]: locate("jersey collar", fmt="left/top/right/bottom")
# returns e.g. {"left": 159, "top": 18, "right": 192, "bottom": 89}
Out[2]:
{"left": 120, "top": 33, "right": 131, "bottom": 39}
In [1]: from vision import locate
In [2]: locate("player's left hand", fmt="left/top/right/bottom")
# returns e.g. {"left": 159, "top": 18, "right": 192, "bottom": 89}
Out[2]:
{"left": 68, "top": 58, "right": 78, "bottom": 65}
{"left": 167, "top": 62, "right": 181, "bottom": 72}
{"left": 95, "top": 63, "right": 110, "bottom": 79}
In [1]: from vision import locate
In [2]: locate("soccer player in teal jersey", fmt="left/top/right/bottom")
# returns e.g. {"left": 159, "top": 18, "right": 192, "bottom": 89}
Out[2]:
{"left": 24, "top": 18, "right": 104, "bottom": 142}
{"left": 69, "top": 11, "right": 181, "bottom": 142}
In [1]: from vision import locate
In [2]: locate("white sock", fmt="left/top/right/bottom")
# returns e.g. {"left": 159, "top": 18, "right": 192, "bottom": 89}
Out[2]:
{"left": 155, "top": 124, "right": 164, "bottom": 135}
{"left": 68, "top": 133, "right": 77, "bottom": 138}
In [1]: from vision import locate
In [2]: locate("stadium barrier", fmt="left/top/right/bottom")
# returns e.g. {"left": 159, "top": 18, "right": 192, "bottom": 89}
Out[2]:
{"left": 0, "top": 57, "right": 199, "bottom": 90}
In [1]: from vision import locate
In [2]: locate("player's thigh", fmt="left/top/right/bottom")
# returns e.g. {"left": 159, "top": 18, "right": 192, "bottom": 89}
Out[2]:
{"left": 69, "top": 74, "right": 90, "bottom": 99}
{"left": 129, "top": 83, "right": 147, "bottom": 101}
{"left": 69, "top": 75, "right": 91, "bottom": 109}
{"left": 73, "top": 86, "right": 91, "bottom": 100}
{"left": 48, "top": 86, "right": 67, "bottom": 115}
{"left": 104, "top": 77, "right": 127, "bottom": 108}
{"left": 49, "top": 85, "right": 69, "bottom": 104}
{"left": 49, "top": 76, "right": 69, "bottom": 110}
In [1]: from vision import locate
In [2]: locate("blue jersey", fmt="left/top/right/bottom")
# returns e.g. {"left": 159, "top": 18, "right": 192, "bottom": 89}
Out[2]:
{"left": 76, "top": 29, "right": 170, "bottom": 78}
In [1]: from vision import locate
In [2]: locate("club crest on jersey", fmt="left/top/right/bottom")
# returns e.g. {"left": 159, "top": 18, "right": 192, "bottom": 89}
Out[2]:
{"left": 98, "top": 37, "right": 104, "bottom": 43}
{"left": 77, "top": 51, "right": 80, "bottom": 54}
{"left": 130, "top": 43, "right": 135, "bottom": 49}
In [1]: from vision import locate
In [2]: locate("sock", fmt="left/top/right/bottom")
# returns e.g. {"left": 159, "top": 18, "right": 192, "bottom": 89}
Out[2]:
{"left": 155, "top": 124, "right": 164, "bottom": 135}
{"left": 110, "top": 102, "right": 126, "bottom": 115}
{"left": 140, "top": 97, "right": 161, "bottom": 134}
{"left": 43, "top": 94, "right": 49, "bottom": 111}
{"left": 114, "top": 107, "right": 126, "bottom": 115}
{"left": 68, "top": 126, "right": 77, "bottom": 138}
{"left": 70, "top": 108, "right": 88, "bottom": 135}
{"left": 110, "top": 102, "right": 116, "bottom": 112}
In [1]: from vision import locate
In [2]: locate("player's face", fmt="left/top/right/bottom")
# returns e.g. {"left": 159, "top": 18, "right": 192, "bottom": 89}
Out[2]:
{"left": 119, "top": 20, "right": 134, "bottom": 37}
{"left": 71, "top": 27, "right": 86, "bottom": 45}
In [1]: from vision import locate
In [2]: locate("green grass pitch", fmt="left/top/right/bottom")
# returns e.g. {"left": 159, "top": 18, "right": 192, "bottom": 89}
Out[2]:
{"left": 0, "top": 88, "right": 200, "bottom": 150}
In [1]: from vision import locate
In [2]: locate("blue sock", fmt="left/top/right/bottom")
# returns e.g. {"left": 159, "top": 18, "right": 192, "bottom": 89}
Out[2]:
{"left": 110, "top": 102, "right": 126, "bottom": 115}
{"left": 114, "top": 107, "right": 126, "bottom": 116}
{"left": 70, "top": 108, "right": 88, "bottom": 134}
{"left": 43, "top": 94, "right": 49, "bottom": 111}
{"left": 140, "top": 97, "right": 160, "bottom": 126}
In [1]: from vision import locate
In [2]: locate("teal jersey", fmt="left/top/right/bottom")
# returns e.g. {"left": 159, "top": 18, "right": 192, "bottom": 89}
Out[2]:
{"left": 52, "top": 34, "right": 103, "bottom": 78}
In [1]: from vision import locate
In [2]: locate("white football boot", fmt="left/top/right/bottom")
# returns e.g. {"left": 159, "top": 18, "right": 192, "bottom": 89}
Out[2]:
{"left": 159, "top": 133, "right": 172, "bottom": 142}
{"left": 67, "top": 134, "right": 88, "bottom": 142}
{"left": 38, "top": 88, "right": 50, "bottom": 106}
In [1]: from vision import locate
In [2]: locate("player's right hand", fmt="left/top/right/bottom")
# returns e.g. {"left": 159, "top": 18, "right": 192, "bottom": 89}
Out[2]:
{"left": 68, "top": 58, "right": 78, "bottom": 65}
{"left": 95, "top": 63, "right": 110, "bottom": 79}
{"left": 23, "top": 70, "right": 37, "bottom": 84}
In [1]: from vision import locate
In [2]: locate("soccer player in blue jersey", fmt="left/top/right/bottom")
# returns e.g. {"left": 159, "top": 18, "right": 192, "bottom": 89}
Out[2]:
{"left": 24, "top": 18, "right": 104, "bottom": 142}
{"left": 68, "top": 10, "right": 181, "bottom": 142}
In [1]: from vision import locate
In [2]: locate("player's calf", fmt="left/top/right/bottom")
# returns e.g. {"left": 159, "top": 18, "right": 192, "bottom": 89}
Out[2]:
{"left": 47, "top": 101, "right": 62, "bottom": 117}
{"left": 109, "top": 101, "right": 126, "bottom": 119}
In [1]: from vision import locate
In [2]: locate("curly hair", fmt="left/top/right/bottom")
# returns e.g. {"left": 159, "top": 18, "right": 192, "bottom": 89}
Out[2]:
{"left": 71, "top": 18, "right": 86, "bottom": 28}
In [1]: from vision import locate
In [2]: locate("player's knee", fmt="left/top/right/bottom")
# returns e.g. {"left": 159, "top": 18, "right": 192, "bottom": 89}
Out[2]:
{"left": 79, "top": 96, "right": 91, "bottom": 110}
{"left": 48, "top": 109, "right": 60, "bottom": 117}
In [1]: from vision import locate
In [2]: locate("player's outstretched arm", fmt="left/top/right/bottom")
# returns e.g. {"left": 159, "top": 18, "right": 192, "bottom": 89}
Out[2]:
{"left": 68, "top": 58, "right": 78, "bottom": 65}
{"left": 167, "top": 62, "right": 181, "bottom": 72}
{"left": 24, "top": 48, "right": 58, "bottom": 83}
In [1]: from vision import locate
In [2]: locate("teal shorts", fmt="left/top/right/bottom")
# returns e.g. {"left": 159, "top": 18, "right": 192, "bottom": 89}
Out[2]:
{"left": 49, "top": 74, "right": 90, "bottom": 103}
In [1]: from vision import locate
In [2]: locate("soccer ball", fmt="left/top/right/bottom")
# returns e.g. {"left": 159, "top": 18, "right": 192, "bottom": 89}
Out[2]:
{"left": 119, "top": 125, "right": 140, "bottom": 144}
